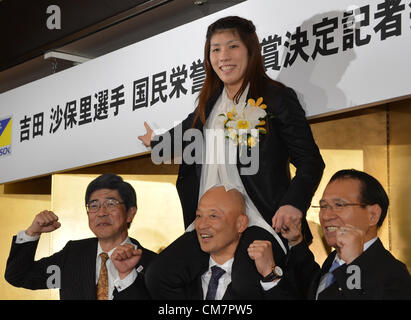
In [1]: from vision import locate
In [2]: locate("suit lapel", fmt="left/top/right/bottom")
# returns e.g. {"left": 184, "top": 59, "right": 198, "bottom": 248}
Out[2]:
{"left": 307, "top": 251, "right": 337, "bottom": 300}
{"left": 321, "top": 250, "right": 337, "bottom": 276}
{"left": 316, "top": 240, "right": 384, "bottom": 300}
{"left": 197, "top": 274, "right": 205, "bottom": 300}
{"left": 190, "top": 266, "right": 208, "bottom": 300}
{"left": 129, "top": 237, "right": 147, "bottom": 274}
{"left": 82, "top": 238, "right": 98, "bottom": 299}
{"left": 222, "top": 283, "right": 235, "bottom": 300}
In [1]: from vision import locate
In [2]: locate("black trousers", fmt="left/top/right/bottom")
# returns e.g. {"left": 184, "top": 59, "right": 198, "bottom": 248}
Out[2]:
{"left": 145, "top": 226, "right": 287, "bottom": 299}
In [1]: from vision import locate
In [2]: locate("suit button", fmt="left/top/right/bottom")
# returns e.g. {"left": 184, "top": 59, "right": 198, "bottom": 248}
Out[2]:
{"left": 338, "top": 287, "right": 342, "bottom": 291}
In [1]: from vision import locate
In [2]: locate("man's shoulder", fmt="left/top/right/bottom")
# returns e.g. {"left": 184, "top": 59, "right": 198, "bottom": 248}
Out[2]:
{"left": 63, "top": 237, "right": 98, "bottom": 249}
{"left": 375, "top": 240, "right": 410, "bottom": 274}
{"left": 129, "top": 237, "right": 157, "bottom": 257}
{"left": 350, "top": 239, "right": 408, "bottom": 275}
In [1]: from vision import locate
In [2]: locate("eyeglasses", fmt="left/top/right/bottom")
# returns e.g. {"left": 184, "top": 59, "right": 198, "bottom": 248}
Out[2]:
{"left": 86, "top": 199, "right": 124, "bottom": 213}
{"left": 312, "top": 202, "right": 367, "bottom": 212}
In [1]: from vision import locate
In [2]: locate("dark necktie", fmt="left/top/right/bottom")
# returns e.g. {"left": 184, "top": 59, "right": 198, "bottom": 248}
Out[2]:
{"left": 205, "top": 265, "right": 226, "bottom": 300}
{"left": 97, "top": 252, "right": 109, "bottom": 300}
{"left": 325, "top": 259, "right": 340, "bottom": 289}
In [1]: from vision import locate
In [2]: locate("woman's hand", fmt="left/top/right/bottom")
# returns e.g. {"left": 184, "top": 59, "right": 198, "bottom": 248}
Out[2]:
{"left": 278, "top": 209, "right": 303, "bottom": 247}
{"left": 272, "top": 205, "right": 303, "bottom": 240}
{"left": 137, "top": 121, "right": 154, "bottom": 147}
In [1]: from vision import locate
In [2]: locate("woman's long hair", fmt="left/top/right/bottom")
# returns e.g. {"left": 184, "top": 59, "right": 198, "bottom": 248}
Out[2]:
{"left": 192, "top": 16, "right": 284, "bottom": 127}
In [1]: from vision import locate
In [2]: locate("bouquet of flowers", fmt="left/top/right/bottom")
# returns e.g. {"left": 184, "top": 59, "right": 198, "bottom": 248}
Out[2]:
{"left": 219, "top": 97, "right": 271, "bottom": 148}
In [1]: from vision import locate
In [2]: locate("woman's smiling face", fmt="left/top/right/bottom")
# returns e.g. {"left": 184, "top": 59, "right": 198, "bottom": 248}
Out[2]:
{"left": 209, "top": 29, "right": 249, "bottom": 95}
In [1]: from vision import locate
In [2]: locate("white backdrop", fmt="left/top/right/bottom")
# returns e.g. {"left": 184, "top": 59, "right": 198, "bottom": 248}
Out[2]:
{"left": 0, "top": 0, "right": 410, "bottom": 183}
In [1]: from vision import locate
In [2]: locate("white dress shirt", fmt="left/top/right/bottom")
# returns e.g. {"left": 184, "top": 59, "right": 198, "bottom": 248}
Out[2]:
{"left": 201, "top": 257, "right": 234, "bottom": 300}
{"left": 16, "top": 230, "right": 138, "bottom": 300}
{"left": 316, "top": 236, "right": 378, "bottom": 299}
{"left": 96, "top": 237, "right": 138, "bottom": 300}
{"left": 185, "top": 84, "right": 287, "bottom": 255}
{"left": 201, "top": 257, "right": 277, "bottom": 299}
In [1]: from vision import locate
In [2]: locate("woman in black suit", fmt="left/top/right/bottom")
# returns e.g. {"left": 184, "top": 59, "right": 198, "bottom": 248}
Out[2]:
{"left": 139, "top": 16, "right": 325, "bottom": 299}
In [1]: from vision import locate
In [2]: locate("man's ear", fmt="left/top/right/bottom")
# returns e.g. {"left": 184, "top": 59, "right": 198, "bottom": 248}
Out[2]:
{"left": 237, "top": 214, "right": 249, "bottom": 234}
{"left": 368, "top": 204, "right": 381, "bottom": 227}
{"left": 126, "top": 206, "right": 137, "bottom": 224}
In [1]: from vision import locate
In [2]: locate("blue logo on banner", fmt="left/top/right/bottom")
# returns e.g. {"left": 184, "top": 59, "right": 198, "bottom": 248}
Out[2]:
{"left": 0, "top": 117, "right": 12, "bottom": 157}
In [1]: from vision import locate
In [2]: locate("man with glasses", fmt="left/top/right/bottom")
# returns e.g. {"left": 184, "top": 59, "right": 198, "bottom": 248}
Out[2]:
{"left": 5, "top": 173, "right": 157, "bottom": 300}
{"left": 277, "top": 169, "right": 411, "bottom": 299}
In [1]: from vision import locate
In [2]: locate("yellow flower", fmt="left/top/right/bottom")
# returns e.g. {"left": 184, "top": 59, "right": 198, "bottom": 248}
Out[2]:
{"left": 247, "top": 136, "right": 257, "bottom": 147}
{"left": 258, "top": 120, "right": 266, "bottom": 126}
{"left": 228, "top": 128, "right": 237, "bottom": 140}
{"left": 258, "top": 127, "right": 267, "bottom": 134}
{"left": 227, "top": 107, "right": 237, "bottom": 120}
{"left": 237, "top": 120, "right": 250, "bottom": 129}
{"left": 248, "top": 97, "right": 266, "bottom": 109}
{"left": 247, "top": 98, "right": 256, "bottom": 106}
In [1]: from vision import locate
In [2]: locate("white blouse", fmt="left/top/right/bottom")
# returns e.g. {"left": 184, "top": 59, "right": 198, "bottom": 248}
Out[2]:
{"left": 186, "top": 84, "right": 287, "bottom": 254}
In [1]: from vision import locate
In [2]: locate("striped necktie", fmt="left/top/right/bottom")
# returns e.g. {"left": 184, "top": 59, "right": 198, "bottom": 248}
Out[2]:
{"left": 205, "top": 266, "right": 226, "bottom": 300}
{"left": 325, "top": 259, "right": 340, "bottom": 289}
{"left": 97, "top": 252, "right": 109, "bottom": 300}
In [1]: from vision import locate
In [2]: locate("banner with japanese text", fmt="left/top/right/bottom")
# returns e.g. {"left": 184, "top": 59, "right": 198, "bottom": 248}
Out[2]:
{"left": 0, "top": 0, "right": 410, "bottom": 183}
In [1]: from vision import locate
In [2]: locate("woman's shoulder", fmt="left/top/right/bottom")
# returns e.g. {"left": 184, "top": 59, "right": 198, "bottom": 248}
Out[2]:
{"left": 262, "top": 77, "right": 296, "bottom": 97}
{"left": 257, "top": 78, "right": 306, "bottom": 118}
{"left": 260, "top": 78, "right": 299, "bottom": 105}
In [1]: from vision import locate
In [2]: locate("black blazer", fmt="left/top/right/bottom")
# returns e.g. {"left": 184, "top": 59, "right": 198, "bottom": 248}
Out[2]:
{"left": 185, "top": 241, "right": 293, "bottom": 300}
{"left": 283, "top": 238, "right": 411, "bottom": 300}
{"left": 312, "top": 238, "right": 411, "bottom": 300}
{"left": 152, "top": 79, "right": 325, "bottom": 242}
{"left": 4, "top": 236, "right": 157, "bottom": 300}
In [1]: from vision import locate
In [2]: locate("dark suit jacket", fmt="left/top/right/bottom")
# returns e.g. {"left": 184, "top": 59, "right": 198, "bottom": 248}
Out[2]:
{"left": 185, "top": 239, "right": 293, "bottom": 300}
{"left": 5, "top": 235, "right": 157, "bottom": 300}
{"left": 151, "top": 79, "right": 325, "bottom": 242}
{"left": 282, "top": 238, "right": 411, "bottom": 300}
{"left": 312, "top": 238, "right": 411, "bottom": 300}
{"left": 186, "top": 266, "right": 294, "bottom": 300}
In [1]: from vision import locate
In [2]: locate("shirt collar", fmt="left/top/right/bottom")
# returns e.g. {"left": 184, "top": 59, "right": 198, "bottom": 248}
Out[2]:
{"left": 97, "top": 236, "right": 133, "bottom": 258}
{"left": 209, "top": 257, "right": 234, "bottom": 277}
{"left": 363, "top": 236, "right": 378, "bottom": 251}
{"left": 221, "top": 83, "right": 250, "bottom": 110}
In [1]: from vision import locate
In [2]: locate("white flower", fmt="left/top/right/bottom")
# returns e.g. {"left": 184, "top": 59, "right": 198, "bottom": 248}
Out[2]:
{"left": 220, "top": 97, "right": 269, "bottom": 148}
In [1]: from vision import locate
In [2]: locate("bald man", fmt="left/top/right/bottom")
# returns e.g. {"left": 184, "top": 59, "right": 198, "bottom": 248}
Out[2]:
{"left": 147, "top": 186, "right": 288, "bottom": 300}
{"left": 195, "top": 186, "right": 248, "bottom": 267}
{"left": 192, "top": 186, "right": 289, "bottom": 299}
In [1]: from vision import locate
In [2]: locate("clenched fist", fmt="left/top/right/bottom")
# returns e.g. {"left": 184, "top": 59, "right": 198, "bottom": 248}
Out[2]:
{"left": 335, "top": 225, "right": 365, "bottom": 264}
{"left": 111, "top": 244, "right": 142, "bottom": 279}
{"left": 247, "top": 240, "right": 275, "bottom": 278}
{"left": 25, "top": 210, "right": 61, "bottom": 237}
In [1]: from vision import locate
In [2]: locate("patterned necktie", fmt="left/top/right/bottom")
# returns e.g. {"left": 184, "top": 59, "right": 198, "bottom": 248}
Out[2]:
{"left": 205, "top": 266, "right": 226, "bottom": 300}
{"left": 97, "top": 252, "right": 109, "bottom": 300}
{"left": 325, "top": 259, "right": 340, "bottom": 289}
